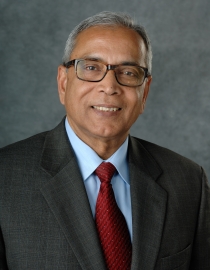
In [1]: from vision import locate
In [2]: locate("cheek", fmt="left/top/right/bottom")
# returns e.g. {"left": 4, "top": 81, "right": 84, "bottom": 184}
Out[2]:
{"left": 126, "top": 96, "right": 144, "bottom": 119}
{"left": 63, "top": 89, "right": 72, "bottom": 107}
{"left": 62, "top": 83, "right": 77, "bottom": 110}
{"left": 64, "top": 78, "right": 80, "bottom": 103}
{"left": 128, "top": 90, "right": 143, "bottom": 110}
{"left": 135, "top": 88, "right": 146, "bottom": 111}
{"left": 64, "top": 81, "right": 92, "bottom": 109}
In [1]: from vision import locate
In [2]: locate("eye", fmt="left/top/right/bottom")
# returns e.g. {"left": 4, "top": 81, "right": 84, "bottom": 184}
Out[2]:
{"left": 85, "top": 65, "right": 98, "bottom": 71}
{"left": 83, "top": 60, "right": 102, "bottom": 72}
{"left": 119, "top": 67, "right": 139, "bottom": 77}
{"left": 123, "top": 71, "right": 136, "bottom": 77}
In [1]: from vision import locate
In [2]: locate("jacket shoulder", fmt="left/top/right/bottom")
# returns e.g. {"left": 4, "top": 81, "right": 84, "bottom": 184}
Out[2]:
{"left": 130, "top": 136, "right": 202, "bottom": 175}
{"left": 0, "top": 131, "right": 48, "bottom": 156}
{"left": 0, "top": 131, "right": 50, "bottom": 171}
{"left": 0, "top": 118, "right": 66, "bottom": 159}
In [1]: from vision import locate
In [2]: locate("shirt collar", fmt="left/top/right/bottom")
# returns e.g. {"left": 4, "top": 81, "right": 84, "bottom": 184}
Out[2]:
{"left": 65, "top": 118, "right": 129, "bottom": 184}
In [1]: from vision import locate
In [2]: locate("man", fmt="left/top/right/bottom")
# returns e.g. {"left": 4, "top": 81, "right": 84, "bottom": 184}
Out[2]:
{"left": 0, "top": 11, "right": 209, "bottom": 270}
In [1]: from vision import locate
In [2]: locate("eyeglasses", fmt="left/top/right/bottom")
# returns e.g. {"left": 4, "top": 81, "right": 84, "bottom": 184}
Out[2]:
{"left": 63, "top": 59, "right": 150, "bottom": 87}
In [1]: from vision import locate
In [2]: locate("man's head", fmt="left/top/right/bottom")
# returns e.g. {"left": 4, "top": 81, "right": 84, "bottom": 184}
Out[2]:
{"left": 57, "top": 11, "right": 152, "bottom": 158}
{"left": 62, "top": 11, "right": 152, "bottom": 74}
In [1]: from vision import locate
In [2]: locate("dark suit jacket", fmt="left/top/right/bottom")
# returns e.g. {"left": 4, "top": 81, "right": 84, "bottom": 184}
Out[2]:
{"left": 0, "top": 119, "right": 210, "bottom": 270}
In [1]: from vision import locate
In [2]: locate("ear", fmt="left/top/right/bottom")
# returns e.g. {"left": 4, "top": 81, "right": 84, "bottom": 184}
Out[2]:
{"left": 142, "top": 75, "right": 152, "bottom": 111}
{"left": 57, "top": 65, "right": 68, "bottom": 105}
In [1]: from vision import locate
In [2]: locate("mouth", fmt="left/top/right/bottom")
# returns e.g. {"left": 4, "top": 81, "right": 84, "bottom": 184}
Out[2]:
{"left": 92, "top": 106, "right": 121, "bottom": 112}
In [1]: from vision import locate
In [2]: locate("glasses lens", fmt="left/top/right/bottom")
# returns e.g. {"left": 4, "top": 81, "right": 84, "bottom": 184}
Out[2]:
{"left": 76, "top": 60, "right": 105, "bottom": 81}
{"left": 115, "top": 66, "right": 145, "bottom": 86}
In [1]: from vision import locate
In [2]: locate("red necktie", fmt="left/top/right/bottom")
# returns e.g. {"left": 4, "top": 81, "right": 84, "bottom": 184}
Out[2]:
{"left": 95, "top": 162, "right": 132, "bottom": 270}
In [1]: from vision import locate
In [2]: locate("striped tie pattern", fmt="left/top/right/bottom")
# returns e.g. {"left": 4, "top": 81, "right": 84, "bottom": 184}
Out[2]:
{"left": 95, "top": 162, "right": 132, "bottom": 270}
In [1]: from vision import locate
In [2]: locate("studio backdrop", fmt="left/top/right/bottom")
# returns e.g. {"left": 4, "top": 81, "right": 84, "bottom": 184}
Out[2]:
{"left": 0, "top": 0, "right": 209, "bottom": 180}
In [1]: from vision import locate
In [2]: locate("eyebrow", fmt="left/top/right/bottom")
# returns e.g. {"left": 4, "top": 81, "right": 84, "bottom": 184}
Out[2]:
{"left": 82, "top": 56, "right": 140, "bottom": 66}
{"left": 121, "top": 61, "right": 139, "bottom": 66}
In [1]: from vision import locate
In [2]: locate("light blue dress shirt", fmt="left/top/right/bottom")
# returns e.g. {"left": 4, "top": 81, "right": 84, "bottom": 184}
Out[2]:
{"left": 65, "top": 118, "right": 132, "bottom": 239}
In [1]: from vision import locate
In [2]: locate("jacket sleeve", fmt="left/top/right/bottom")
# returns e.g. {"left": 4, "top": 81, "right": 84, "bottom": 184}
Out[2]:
{"left": 0, "top": 228, "right": 9, "bottom": 270}
{"left": 190, "top": 168, "right": 210, "bottom": 269}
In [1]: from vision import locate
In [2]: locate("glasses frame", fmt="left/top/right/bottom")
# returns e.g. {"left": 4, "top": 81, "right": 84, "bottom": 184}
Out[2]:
{"left": 63, "top": 59, "right": 151, "bottom": 87}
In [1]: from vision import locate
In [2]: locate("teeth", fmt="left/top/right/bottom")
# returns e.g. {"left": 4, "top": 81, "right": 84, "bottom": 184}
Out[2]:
{"left": 93, "top": 106, "right": 120, "bottom": 112}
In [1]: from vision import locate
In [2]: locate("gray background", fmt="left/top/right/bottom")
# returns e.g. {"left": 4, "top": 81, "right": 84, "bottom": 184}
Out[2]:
{"left": 0, "top": 0, "right": 209, "bottom": 180}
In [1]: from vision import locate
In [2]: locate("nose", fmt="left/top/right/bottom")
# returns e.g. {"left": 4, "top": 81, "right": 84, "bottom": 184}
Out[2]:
{"left": 98, "top": 69, "right": 120, "bottom": 95}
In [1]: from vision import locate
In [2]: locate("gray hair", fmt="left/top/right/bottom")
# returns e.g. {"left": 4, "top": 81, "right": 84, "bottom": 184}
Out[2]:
{"left": 62, "top": 11, "right": 152, "bottom": 73}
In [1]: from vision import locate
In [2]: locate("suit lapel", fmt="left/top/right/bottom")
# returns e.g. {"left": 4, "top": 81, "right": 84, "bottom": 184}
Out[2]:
{"left": 129, "top": 137, "right": 167, "bottom": 270}
{"left": 40, "top": 119, "right": 106, "bottom": 270}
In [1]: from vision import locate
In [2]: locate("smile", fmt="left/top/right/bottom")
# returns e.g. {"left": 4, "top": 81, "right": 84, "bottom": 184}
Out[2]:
{"left": 92, "top": 106, "right": 121, "bottom": 112}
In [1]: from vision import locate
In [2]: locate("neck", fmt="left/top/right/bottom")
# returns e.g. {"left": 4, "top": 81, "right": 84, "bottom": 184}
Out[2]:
{"left": 86, "top": 137, "right": 127, "bottom": 160}
{"left": 66, "top": 118, "right": 129, "bottom": 159}
{"left": 69, "top": 127, "right": 128, "bottom": 160}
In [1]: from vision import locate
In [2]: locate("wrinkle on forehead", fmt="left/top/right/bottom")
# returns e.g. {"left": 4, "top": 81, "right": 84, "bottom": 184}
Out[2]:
{"left": 70, "top": 26, "right": 147, "bottom": 66}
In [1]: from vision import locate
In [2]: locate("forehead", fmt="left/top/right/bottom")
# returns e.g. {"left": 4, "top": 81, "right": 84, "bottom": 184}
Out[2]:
{"left": 71, "top": 26, "right": 146, "bottom": 65}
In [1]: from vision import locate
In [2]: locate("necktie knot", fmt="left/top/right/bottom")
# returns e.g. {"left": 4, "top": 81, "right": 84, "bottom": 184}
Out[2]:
{"left": 95, "top": 162, "right": 116, "bottom": 184}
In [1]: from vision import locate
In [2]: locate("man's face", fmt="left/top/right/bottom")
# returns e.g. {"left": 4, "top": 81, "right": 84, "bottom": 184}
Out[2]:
{"left": 57, "top": 26, "right": 152, "bottom": 147}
